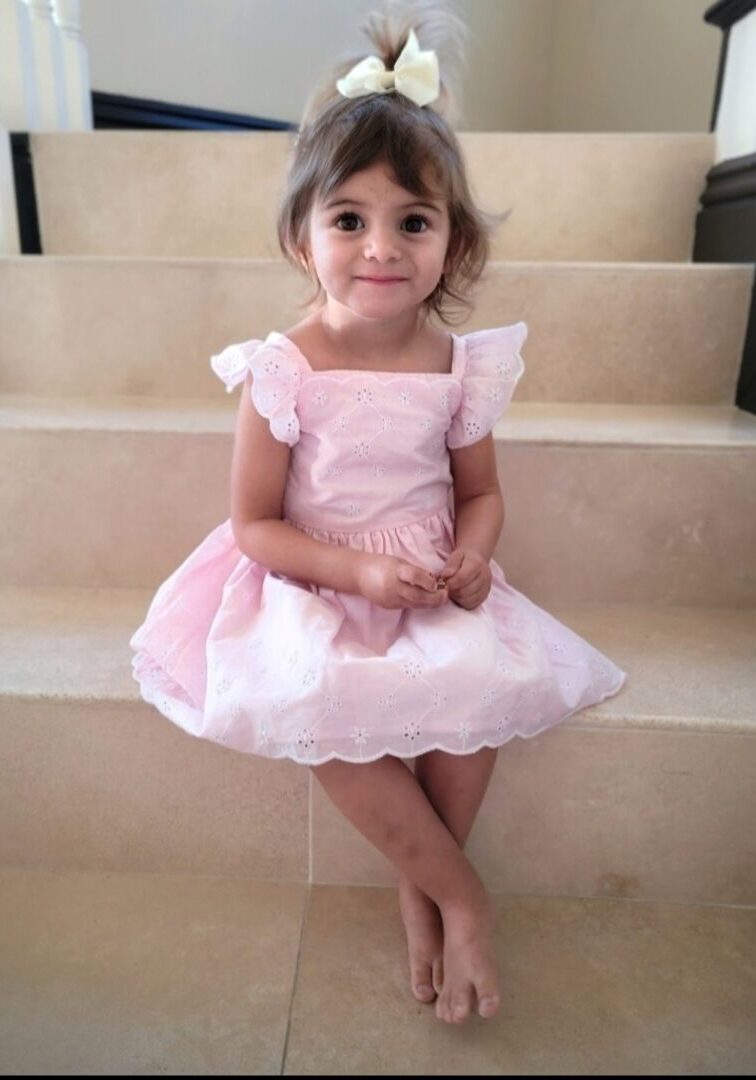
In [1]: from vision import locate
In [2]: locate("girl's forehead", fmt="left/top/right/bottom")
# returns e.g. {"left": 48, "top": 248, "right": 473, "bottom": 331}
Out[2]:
{"left": 315, "top": 172, "right": 447, "bottom": 210}
{"left": 316, "top": 160, "right": 445, "bottom": 201}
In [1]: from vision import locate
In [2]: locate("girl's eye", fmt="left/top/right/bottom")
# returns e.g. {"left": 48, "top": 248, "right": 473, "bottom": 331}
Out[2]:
{"left": 404, "top": 214, "right": 430, "bottom": 233}
{"left": 333, "top": 212, "right": 430, "bottom": 233}
{"left": 334, "top": 212, "right": 361, "bottom": 231}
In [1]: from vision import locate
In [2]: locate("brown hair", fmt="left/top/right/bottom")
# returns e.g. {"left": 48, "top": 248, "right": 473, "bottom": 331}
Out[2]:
{"left": 275, "top": 1, "right": 510, "bottom": 327}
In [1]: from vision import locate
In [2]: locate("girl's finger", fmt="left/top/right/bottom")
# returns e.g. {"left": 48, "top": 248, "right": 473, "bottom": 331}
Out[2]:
{"left": 399, "top": 566, "right": 437, "bottom": 592}
{"left": 397, "top": 583, "right": 445, "bottom": 608}
{"left": 453, "top": 579, "right": 483, "bottom": 603}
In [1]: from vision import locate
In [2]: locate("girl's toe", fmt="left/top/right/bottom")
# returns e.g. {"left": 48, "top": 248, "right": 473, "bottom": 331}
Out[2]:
{"left": 477, "top": 988, "right": 500, "bottom": 1018}
{"left": 413, "top": 981, "right": 436, "bottom": 1003}
{"left": 410, "top": 958, "right": 437, "bottom": 1003}
{"left": 451, "top": 989, "right": 473, "bottom": 1024}
{"left": 432, "top": 956, "right": 444, "bottom": 995}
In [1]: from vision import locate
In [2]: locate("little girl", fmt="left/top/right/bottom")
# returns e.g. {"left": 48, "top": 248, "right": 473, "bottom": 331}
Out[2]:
{"left": 130, "top": 2, "right": 627, "bottom": 1027}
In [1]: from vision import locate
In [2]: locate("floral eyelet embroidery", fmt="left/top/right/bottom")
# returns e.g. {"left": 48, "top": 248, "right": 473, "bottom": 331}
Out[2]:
{"left": 401, "top": 660, "right": 424, "bottom": 679}
{"left": 378, "top": 692, "right": 398, "bottom": 711}
{"left": 496, "top": 713, "right": 513, "bottom": 735}
{"left": 295, "top": 728, "right": 316, "bottom": 753}
{"left": 352, "top": 727, "right": 370, "bottom": 756}
{"left": 462, "top": 418, "right": 483, "bottom": 439}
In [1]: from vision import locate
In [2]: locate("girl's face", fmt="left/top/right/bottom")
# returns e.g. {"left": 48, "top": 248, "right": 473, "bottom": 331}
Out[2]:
{"left": 306, "top": 160, "right": 451, "bottom": 323}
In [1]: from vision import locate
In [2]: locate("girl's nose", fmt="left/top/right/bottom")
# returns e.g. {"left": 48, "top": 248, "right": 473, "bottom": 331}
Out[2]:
{"left": 363, "top": 227, "right": 401, "bottom": 261}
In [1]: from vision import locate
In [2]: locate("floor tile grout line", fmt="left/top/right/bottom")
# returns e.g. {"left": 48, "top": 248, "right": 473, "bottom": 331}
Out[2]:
{"left": 280, "top": 881, "right": 312, "bottom": 1076}
{"left": 308, "top": 769, "right": 313, "bottom": 885}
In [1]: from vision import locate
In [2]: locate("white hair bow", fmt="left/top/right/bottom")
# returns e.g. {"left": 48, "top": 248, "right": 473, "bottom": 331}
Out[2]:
{"left": 336, "top": 28, "right": 439, "bottom": 108}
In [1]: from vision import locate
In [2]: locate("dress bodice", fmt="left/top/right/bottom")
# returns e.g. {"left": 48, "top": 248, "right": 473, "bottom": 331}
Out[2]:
{"left": 210, "top": 323, "right": 527, "bottom": 535}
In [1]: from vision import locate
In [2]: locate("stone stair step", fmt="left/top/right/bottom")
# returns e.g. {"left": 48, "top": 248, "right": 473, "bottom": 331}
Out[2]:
{"left": 29, "top": 131, "right": 714, "bottom": 261}
{"left": 1, "top": 397, "right": 754, "bottom": 603}
{"left": 1, "top": 256, "right": 751, "bottom": 406}
{"left": 1, "top": 586, "right": 754, "bottom": 903}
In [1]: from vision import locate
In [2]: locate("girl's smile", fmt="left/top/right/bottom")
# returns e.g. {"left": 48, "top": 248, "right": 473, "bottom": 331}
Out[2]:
{"left": 356, "top": 275, "right": 409, "bottom": 284}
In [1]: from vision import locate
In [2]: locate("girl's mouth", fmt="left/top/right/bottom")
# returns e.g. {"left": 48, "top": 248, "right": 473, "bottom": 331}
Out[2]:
{"left": 357, "top": 277, "right": 407, "bottom": 285}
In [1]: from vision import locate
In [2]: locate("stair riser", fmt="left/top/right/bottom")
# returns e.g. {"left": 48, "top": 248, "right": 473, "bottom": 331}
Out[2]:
{"left": 2, "top": 699, "right": 753, "bottom": 906}
{"left": 1, "top": 259, "right": 750, "bottom": 405}
{"left": 30, "top": 132, "right": 715, "bottom": 261}
{"left": 2, "top": 428, "right": 754, "bottom": 605}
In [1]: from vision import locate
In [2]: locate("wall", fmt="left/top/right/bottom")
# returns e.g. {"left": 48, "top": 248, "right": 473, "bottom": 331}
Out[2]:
{"left": 79, "top": 0, "right": 721, "bottom": 132}
{"left": 549, "top": 0, "right": 718, "bottom": 132}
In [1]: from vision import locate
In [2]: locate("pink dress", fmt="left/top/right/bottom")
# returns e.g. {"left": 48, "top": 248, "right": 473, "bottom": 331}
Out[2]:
{"left": 129, "top": 323, "right": 627, "bottom": 765}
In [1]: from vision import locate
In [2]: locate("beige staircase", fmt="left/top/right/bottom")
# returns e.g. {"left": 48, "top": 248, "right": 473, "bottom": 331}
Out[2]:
{"left": 1, "top": 132, "right": 754, "bottom": 1073}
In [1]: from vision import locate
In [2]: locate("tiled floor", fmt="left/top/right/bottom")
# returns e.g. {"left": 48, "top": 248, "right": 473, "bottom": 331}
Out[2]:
{"left": 1, "top": 868, "right": 754, "bottom": 1075}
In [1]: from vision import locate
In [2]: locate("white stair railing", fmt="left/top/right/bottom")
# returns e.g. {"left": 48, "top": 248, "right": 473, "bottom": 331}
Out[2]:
{"left": 0, "top": 0, "right": 91, "bottom": 253}
{"left": 0, "top": 0, "right": 92, "bottom": 131}
{"left": 23, "top": 0, "right": 67, "bottom": 129}
{"left": 53, "top": 0, "right": 93, "bottom": 130}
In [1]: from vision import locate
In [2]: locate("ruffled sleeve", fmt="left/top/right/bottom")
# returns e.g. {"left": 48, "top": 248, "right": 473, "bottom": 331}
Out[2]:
{"left": 209, "top": 336, "right": 302, "bottom": 447}
{"left": 446, "top": 322, "right": 527, "bottom": 449}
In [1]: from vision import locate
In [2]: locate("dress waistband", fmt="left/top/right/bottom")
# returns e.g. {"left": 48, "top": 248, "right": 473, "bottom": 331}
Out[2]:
{"left": 284, "top": 502, "right": 452, "bottom": 538}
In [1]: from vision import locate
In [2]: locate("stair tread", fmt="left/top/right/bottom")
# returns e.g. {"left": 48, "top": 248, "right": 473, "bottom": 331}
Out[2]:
{"left": 2, "top": 253, "right": 746, "bottom": 269}
{"left": 2, "top": 395, "right": 755, "bottom": 446}
{"left": 1, "top": 585, "right": 754, "bottom": 733}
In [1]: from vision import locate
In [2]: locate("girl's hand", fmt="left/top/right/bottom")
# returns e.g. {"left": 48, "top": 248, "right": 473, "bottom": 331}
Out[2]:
{"left": 356, "top": 554, "right": 450, "bottom": 611}
{"left": 436, "top": 548, "right": 492, "bottom": 609}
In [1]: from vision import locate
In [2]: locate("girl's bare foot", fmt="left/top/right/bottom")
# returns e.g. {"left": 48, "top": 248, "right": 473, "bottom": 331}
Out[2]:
{"left": 398, "top": 874, "right": 444, "bottom": 1004}
{"left": 435, "top": 893, "right": 500, "bottom": 1024}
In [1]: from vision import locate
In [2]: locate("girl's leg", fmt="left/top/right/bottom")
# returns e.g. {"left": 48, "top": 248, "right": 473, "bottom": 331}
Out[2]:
{"left": 310, "top": 753, "right": 500, "bottom": 1024}
{"left": 399, "top": 747, "right": 498, "bottom": 1003}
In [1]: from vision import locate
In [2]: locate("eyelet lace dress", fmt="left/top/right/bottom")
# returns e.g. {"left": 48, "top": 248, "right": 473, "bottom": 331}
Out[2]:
{"left": 129, "top": 323, "right": 627, "bottom": 765}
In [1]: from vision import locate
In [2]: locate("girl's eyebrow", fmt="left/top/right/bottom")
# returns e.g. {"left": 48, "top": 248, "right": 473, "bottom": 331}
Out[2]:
{"left": 322, "top": 197, "right": 442, "bottom": 214}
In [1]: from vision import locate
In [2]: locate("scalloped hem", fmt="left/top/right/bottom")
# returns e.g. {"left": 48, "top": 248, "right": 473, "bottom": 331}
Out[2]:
{"left": 132, "top": 661, "right": 628, "bottom": 768}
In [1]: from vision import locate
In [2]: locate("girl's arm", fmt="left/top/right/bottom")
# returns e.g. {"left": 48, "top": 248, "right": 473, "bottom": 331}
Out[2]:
{"left": 230, "top": 371, "right": 366, "bottom": 593}
{"left": 448, "top": 434, "right": 505, "bottom": 561}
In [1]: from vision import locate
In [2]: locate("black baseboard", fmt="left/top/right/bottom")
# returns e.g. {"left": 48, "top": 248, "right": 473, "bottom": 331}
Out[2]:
{"left": 9, "top": 132, "right": 41, "bottom": 255}
{"left": 91, "top": 90, "right": 295, "bottom": 131}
